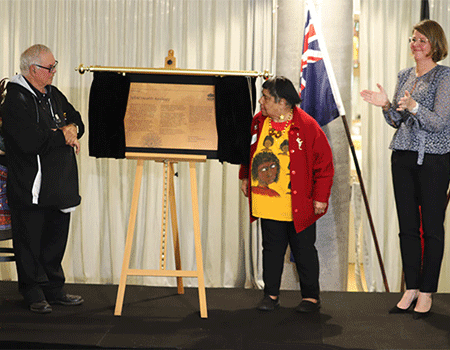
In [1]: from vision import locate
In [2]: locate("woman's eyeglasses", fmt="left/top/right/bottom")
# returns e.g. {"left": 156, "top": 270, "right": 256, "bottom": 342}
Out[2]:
{"left": 409, "top": 37, "right": 429, "bottom": 45}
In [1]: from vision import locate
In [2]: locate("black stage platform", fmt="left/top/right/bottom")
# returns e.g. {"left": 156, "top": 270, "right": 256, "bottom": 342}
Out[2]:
{"left": 0, "top": 281, "right": 449, "bottom": 350}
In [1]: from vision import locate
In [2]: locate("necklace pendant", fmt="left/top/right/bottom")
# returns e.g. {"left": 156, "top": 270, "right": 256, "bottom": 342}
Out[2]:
{"left": 269, "top": 128, "right": 282, "bottom": 138}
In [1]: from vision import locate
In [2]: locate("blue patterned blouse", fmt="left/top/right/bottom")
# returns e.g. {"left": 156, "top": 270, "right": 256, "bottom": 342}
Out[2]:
{"left": 383, "top": 65, "right": 450, "bottom": 164}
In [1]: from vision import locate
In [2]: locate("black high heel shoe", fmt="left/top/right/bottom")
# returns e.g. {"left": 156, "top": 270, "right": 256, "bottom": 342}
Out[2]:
{"left": 413, "top": 309, "right": 430, "bottom": 319}
{"left": 413, "top": 295, "right": 432, "bottom": 319}
{"left": 388, "top": 299, "right": 417, "bottom": 314}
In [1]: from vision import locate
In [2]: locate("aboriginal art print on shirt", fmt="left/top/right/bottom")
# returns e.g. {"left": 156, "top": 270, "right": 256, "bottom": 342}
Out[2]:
{"left": 251, "top": 118, "right": 293, "bottom": 221}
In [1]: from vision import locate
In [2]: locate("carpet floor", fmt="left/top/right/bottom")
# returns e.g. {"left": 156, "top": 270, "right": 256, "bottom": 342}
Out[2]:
{"left": 0, "top": 281, "right": 449, "bottom": 349}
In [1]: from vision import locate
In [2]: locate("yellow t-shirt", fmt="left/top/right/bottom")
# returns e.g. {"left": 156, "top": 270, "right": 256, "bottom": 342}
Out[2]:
{"left": 251, "top": 118, "right": 292, "bottom": 221}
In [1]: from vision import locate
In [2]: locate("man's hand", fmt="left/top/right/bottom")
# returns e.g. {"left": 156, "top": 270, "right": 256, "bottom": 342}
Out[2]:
{"left": 313, "top": 200, "right": 327, "bottom": 215}
{"left": 71, "top": 139, "right": 81, "bottom": 155}
{"left": 60, "top": 124, "right": 80, "bottom": 154}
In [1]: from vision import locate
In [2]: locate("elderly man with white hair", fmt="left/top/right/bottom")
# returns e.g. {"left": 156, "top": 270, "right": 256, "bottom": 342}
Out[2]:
{"left": 1, "top": 44, "right": 84, "bottom": 313}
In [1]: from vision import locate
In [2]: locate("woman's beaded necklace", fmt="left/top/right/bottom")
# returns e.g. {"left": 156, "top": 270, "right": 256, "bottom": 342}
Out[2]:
{"left": 268, "top": 109, "right": 293, "bottom": 138}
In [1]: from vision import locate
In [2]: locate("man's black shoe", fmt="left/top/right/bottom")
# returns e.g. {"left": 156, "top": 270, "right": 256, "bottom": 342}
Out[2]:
{"left": 49, "top": 294, "right": 84, "bottom": 306}
{"left": 30, "top": 300, "right": 52, "bottom": 314}
{"left": 296, "top": 299, "right": 321, "bottom": 313}
{"left": 257, "top": 295, "right": 280, "bottom": 311}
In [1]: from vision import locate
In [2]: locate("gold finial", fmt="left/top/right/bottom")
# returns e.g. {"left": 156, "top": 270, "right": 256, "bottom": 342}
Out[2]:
{"left": 165, "top": 50, "right": 176, "bottom": 68}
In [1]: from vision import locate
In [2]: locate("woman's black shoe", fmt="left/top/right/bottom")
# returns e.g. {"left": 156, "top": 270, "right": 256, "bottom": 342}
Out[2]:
{"left": 257, "top": 295, "right": 280, "bottom": 311}
{"left": 388, "top": 299, "right": 417, "bottom": 314}
{"left": 296, "top": 299, "right": 321, "bottom": 313}
{"left": 413, "top": 296, "right": 432, "bottom": 319}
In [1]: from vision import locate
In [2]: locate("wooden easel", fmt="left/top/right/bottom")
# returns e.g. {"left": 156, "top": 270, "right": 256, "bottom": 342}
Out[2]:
{"left": 114, "top": 152, "right": 208, "bottom": 318}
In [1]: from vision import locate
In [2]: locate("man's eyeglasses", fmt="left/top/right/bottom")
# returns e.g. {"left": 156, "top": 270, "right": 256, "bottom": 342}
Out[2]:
{"left": 409, "top": 37, "right": 429, "bottom": 45}
{"left": 34, "top": 61, "right": 58, "bottom": 73}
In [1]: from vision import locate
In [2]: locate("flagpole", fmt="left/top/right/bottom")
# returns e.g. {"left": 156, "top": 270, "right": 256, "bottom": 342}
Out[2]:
{"left": 340, "top": 114, "right": 390, "bottom": 292}
{"left": 301, "top": 0, "right": 389, "bottom": 292}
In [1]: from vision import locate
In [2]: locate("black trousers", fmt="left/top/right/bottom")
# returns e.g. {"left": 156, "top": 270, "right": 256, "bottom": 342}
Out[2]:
{"left": 261, "top": 219, "right": 319, "bottom": 299}
{"left": 391, "top": 151, "right": 450, "bottom": 292}
{"left": 11, "top": 207, "right": 70, "bottom": 303}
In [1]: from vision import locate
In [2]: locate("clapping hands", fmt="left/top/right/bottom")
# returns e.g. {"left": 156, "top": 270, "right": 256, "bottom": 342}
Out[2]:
{"left": 396, "top": 90, "right": 417, "bottom": 112}
{"left": 361, "top": 84, "right": 417, "bottom": 113}
{"left": 360, "top": 83, "right": 389, "bottom": 107}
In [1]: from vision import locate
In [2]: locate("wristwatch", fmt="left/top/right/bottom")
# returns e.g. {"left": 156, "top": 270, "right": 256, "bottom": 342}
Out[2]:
{"left": 72, "top": 123, "right": 79, "bottom": 134}
{"left": 410, "top": 103, "right": 419, "bottom": 114}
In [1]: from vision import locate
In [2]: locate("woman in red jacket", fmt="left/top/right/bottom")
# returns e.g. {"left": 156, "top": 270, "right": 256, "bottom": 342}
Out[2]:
{"left": 240, "top": 76, "right": 334, "bottom": 312}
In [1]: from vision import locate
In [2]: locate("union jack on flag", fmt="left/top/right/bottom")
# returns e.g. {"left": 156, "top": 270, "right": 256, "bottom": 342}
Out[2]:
{"left": 299, "top": 2, "right": 345, "bottom": 126}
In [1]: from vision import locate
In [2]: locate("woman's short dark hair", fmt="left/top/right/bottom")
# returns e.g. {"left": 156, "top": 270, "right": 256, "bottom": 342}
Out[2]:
{"left": 413, "top": 20, "right": 448, "bottom": 62}
{"left": 262, "top": 76, "right": 301, "bottom": 107}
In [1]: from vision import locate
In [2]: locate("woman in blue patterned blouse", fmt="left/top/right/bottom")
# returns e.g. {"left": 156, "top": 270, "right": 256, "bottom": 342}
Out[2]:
{"left": 361, "top": 19, "right": 450, "bottom": 319}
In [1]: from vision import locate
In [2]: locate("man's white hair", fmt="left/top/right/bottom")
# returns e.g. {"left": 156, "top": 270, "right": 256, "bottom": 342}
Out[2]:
{"left": 20, "top": 44, "right": 52, "bottom": 76}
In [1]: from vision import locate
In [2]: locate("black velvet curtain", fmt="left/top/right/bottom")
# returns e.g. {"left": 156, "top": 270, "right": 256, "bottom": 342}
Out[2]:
{"left": 214, "top": 76, "right": 256, "bottom": 165}
{"left": 88, "top": 72, "right": 130, "bottom": 159}
{"left": 88, "top": 72, "right": 256, "bottom": 165}
{"left": 421, "top": 0, "right": 429, "bottom": 20}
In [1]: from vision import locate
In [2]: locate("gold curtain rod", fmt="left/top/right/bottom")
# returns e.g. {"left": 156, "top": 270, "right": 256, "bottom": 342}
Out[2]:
{"left": 75, "top": 64, "right": 271, "bottom": 78}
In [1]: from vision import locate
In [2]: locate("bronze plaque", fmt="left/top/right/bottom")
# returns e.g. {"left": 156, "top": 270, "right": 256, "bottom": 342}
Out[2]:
{"left": 124, "top": 82, "right": 217, "bottom": 152}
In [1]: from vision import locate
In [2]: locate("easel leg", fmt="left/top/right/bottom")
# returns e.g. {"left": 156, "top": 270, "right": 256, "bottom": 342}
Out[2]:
{"left": 168, "top": 162, "right": 184, "bottom": 294}
{"left": 189, "top": 162, "right": 208, "bottom": 318}
{"left": 114, "top": 159, "right": 144, "bottom": 316}
{"left": 160, "top": 162, "right": 170, "bottom": 270}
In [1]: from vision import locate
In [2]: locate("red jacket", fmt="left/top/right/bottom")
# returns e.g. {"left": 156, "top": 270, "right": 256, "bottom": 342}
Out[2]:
{"left": 239, "top": 106, "right": 334, "bottom": 233}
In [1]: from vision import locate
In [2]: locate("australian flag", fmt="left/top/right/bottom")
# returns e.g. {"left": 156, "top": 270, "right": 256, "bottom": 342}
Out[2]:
{"left": 300, "top": 3, "right": 345, "bottom": 126}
